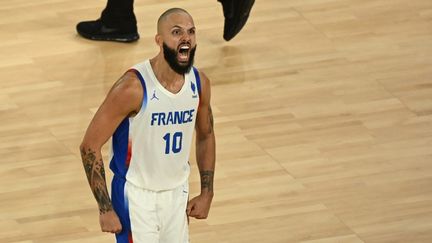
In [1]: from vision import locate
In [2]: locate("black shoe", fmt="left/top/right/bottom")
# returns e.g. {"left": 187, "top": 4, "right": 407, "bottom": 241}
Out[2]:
{"left": 76, "top": 19, "right": 139, "bottom": 43}
{"left": 219, "top": 0, "right": 255, "bottom": 41}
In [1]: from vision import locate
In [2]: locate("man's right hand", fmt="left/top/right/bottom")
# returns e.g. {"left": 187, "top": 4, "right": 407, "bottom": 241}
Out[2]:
{"left": 99, "top": 210, "right": 123, "bottom": 234}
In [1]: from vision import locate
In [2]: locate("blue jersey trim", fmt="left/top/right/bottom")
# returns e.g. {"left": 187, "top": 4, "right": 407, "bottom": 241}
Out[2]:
{"left": 129, "top": 69, "right": 148, "bottom": 112}
{"left": 193, "top": 67, "right": 202, "bottom": 97}
{"left": 110, "top": 118, "right": 130, "bottom": 178}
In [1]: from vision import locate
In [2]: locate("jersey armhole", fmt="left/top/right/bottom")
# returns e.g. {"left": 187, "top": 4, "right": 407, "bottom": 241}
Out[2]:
{"left": 127, "top": 68, "right": 148, "bottom": 112}
{"left": 192, "top": 67, "right": 202, "bottom": 98}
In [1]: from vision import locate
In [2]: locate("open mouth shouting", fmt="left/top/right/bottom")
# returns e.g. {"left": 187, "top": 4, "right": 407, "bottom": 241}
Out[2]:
{"left": 163, "top": 42, "right": 196, "bottom": 74}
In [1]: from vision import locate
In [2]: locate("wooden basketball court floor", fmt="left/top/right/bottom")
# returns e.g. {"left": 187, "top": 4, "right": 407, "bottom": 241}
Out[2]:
{"left": 1, "top": 0, "right": 432, "bottom": 242}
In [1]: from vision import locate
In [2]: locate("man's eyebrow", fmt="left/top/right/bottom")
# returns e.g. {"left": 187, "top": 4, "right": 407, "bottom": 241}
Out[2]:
{"left": 171, "top": 25, "right": 182, "bottom": 29}
{"left": 171, "top": 25, "right": 195, "bottom": 30}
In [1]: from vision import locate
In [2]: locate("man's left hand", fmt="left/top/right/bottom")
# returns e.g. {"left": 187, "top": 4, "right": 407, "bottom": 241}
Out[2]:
{"left": 186, "top": 193, "right": 213, "bottom": 219}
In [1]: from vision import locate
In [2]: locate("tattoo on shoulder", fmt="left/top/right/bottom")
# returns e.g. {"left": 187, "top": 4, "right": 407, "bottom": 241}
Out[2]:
{"left": 200, "top": 170, "right": 214, "bottom": 192}
{"left": 80, "top": 147, "right": 113, "bottom": 214}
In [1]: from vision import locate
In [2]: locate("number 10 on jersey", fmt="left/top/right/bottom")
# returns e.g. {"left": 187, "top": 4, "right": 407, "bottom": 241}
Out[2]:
{"left": 163, "top": 132, "right": 183, "bottom": 154}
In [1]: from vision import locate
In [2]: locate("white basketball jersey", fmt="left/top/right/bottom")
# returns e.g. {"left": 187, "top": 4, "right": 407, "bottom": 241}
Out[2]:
{"left": 109, "top": 59, "right": 201, "bottom": 191}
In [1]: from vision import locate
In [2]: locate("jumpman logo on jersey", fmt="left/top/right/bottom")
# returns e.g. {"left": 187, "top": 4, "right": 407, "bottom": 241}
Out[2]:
{"left": 151, "top": 90, "right": 159, "bottom": 101}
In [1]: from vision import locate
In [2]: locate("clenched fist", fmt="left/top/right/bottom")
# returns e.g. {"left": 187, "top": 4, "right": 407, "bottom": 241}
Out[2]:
{"left": 99, "top": 210, "right": 122, "bottom": 234}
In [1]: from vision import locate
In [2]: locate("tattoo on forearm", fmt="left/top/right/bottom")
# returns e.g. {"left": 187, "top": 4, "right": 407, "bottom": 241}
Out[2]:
{"left": 80, "top": 147, "right": 113, "bottom": 214}
{"left": 200, "top": 170, "right": 214, "bottom": 192}
{"left": 207, "top": 106, "right": 214, "bottom": 134}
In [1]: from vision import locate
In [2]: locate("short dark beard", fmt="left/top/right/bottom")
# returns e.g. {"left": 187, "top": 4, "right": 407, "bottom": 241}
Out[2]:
{"left": 163, "top": 42, "right": 196, "bottom": 75}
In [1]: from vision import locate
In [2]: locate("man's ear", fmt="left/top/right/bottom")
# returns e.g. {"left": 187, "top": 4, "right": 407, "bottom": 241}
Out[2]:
{"left": 155, "top": 34, "right": 163, "bottom": 46}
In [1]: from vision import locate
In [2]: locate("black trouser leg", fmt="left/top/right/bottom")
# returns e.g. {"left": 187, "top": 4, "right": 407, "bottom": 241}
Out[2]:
{"left": 101, "top": 0, "right": 137, "bottom": 32}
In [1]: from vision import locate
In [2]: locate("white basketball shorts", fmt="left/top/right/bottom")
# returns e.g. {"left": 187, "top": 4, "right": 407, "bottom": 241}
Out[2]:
{"left": 111, "top": 176, "right": 189, "bottom": 243}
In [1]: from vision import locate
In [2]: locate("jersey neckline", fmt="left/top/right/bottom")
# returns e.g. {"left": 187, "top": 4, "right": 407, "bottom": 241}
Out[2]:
{"left": 144, "top": 60, "right": 189, "bottom": 98}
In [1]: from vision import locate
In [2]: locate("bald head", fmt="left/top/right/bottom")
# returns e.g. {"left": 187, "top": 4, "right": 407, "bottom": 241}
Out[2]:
{"left": 157, "top": 8, "right": 192, "bottom": 34}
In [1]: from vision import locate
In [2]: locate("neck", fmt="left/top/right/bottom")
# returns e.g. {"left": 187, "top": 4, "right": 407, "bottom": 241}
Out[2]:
{"left": 150, "top": 54, "right": 184, "bottom": 85}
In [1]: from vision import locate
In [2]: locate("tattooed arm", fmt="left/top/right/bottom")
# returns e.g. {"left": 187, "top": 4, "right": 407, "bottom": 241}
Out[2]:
{"left": 79, "top": 71, "right": 143, "bottom": 233}
{"left": 187, "top": 70, "right": 216, "bottom": 219}
{"left": 80, "top": 147, "right": 113, "bottom": 214}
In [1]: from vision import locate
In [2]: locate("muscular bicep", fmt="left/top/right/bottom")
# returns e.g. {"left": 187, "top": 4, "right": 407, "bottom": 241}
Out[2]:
{"left": 81, "top": 73, "right": 143, "bottom": 148}
{"left": 195, "top": 71, "right": 214, "bottom": 137}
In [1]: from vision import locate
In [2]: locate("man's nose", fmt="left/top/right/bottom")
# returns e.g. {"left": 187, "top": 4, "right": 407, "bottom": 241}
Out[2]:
{"left": 181, "top": 32, "right": 191, "bottom": 42}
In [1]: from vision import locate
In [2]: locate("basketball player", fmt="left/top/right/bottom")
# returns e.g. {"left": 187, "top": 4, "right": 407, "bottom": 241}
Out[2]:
{"left": 79, "top": 8, "right": 215, "bottom": 243}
